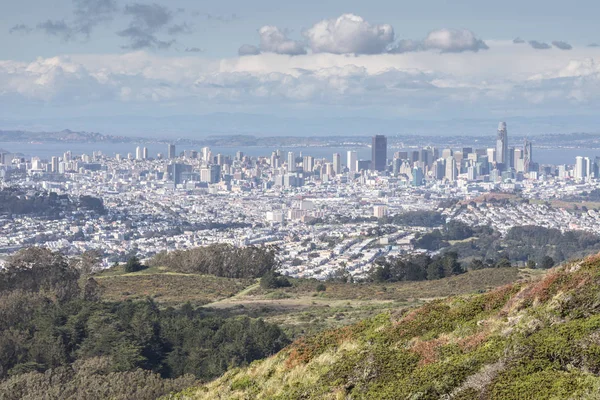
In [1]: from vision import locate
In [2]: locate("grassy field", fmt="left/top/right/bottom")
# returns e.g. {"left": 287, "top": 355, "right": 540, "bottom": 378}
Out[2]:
{"left": 95, "top": 265, "right": 543, "bottom": 338}
{"left": 95, "top": 266, "right": 255, "bottom": 306}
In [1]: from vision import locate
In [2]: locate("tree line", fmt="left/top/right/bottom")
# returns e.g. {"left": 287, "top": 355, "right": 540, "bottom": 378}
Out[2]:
{"left": 149, "top": 244, "right": 278, "bottom": 278}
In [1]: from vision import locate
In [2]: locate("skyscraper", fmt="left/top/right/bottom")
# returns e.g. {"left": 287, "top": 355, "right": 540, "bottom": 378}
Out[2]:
{"left": 347, "top": 150, "right": 357, "bottom": 173}
{"left": 332, "top": 153, "right": 341, "bottom": 174}
{"left": 496, "top": 122, "right": 509, "bottom": 166}
{"left": 575, "top": 156, "right": 587, "bottom": 180}
{"left": 135, "top": 146, "right": 143, "bottom": 160}
{"left": 287, "top": 152, "right": 296, "bottom": 172}
{"left": 371, "top": 135, "right": 387, "bottom": 172}
{"left": 168, "top": 144, "right": 176, "bottom": 159}
{"left": 523, "top": 140, "right": 533, "bottom": 173}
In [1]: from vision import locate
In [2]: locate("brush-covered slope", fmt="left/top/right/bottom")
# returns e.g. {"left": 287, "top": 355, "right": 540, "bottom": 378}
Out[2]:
{"left": 168, "top": 255, "right": 600, "bottom": 399}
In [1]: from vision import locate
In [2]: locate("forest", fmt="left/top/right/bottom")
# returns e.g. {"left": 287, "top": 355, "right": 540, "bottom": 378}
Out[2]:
{"left": 0, "top": 187, "right": 106, "bottom": 218}
{"left": 0, "top": 248, "right": 288, "bottom": 399}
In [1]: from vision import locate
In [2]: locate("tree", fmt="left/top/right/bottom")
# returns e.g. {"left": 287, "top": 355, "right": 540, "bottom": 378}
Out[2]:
{"left": 540, "top": 256, "right": 555, "bottom": 269}
{"left": 260, "top": 271, "right": 291, "bottom": 289}
{"left": 124, "top": 256, "right": 145, "bottom": 273}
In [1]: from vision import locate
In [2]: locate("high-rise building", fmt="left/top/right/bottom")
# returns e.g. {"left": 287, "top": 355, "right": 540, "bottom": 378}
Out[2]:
{"left": 142, "top": 147, "right": 148, "bottom": 160}
{"left": 51, "top": 156, "right": 59, "bottom": 173}
{"left": 371, "top": 135, "right": 387, "bottom": 171}
{"left": 445, "top": 156, "right": 457, "bottom": 181}
{"left": 201, "top": 147, "right": 211, "bottom": 161}
{"left": 168, "top": 144, "right": 176, "bottom": 159}
{"left": 523, "top": 140, "right": 533, "bottom": 173}
{"left": 135, "top": 146, "right": 143, "bottom": 160}
{"left": 347, "top": 150, "right": 357, "bottom": 173}
{"left": 303, "top": 156, "right": 314, "bottom": 173}
{"left": 287, "top": 152, "right": 296, "bottom": 172}
{"left": 332, "top": 153, "right": 341, "bottom": 174}
{"left": 575, "top": 156, "right": 587, "bottom": 180}
{"left": 496, "top": 122, "right": 509, "bottom": 166}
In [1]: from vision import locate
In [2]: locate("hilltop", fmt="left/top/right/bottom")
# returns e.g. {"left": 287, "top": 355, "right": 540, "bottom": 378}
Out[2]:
{"left": 169, "top": 254, "right": 600, "bottom": 399}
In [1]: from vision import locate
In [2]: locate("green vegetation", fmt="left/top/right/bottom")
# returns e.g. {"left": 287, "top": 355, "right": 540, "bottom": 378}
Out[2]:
{"left": 149, "top": 244, "right": 277, "bottom": 278}
{"left": 0, "top": 248, "right": 288, "bottom": 399}
{"left": 171, "top": 254, "right": 600, "bottom": 399}
{"left": 387, "top": 210, "right": 445, "bottom": 227}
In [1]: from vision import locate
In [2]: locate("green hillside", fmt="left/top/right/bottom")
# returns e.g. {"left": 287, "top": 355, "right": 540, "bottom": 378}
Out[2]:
{"left": 167, "top": 254, "right": 600, "bottom": 399}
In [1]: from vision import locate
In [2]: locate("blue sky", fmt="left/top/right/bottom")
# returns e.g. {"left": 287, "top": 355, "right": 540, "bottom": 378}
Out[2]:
{"left": 2, "top": 0, "right": 600, "bottom": 136}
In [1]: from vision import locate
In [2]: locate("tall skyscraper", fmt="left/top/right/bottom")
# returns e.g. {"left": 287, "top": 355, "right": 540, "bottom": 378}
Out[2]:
{"left": 496, "top": 122, "right": 509, "bottom": 166}
{"left": 287, "top": 152, "right": 296, "bottom": 172}
{"left": 575, "top": 156, "right": 587, "bottom": 180}
{"left": 168, "top": 144, "right": 176, "bottom": 159}
{"left": 332, "top": 153, "right": 341, "bottom": 174}
{"left": 142, "top": 147, "right": 148, "bottom": 160}
{"left": 135, "top": 146, "right": 143, "bottom": 160}
{"left": 445, "top": 156, "right": 457, "bottom": 181}
{"left": 51, "top": 156, "right": 59, "bottom": 172}
{"left": 523, "top": 140, "right": 533, "bottom": 173}
{"left": 371, "top": 135, "right": 387, "bottom": 172}
{"left": 347, "top": 150, "right": 358, "bottom": 173}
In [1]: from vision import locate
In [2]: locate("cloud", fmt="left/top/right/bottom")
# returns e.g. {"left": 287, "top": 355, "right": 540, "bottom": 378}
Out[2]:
{"left": 422, "top": 29, "right": 488, "bottom": 52}
{"left": 589, "top": 43, "right": 600, "bottom": 48}
{"left": 257, "top": 26, "right": 306, "bottom": 55}
{"left": 513, "top": 37, "right": 525, "bottom": 44}
{"left": 8, "top": 24, "right": 32, "bottom": 35}
{"left": 184, "top": 47, "right": 203, "bottom": 53}
{"left": 552, "top": 41, "right": 572, "bottom": 50}
{"left": 118, "top": 3, "right": 175, "bottom": 49}
{"left": 529, "top": 40, "right": 551, "bottom": 50}
{"left": 303, "top": 14, "right": 394, "bottom": 54}
{"left": 168, "top": 23, "right": 193, "bottom": 35}
{"left": 238, "top": 44, "right": 261, "bottom": 56}
{"left": 37, "top": 20, "right": 74, "bottom": 41}
{"left": 72, "top": 0, "right": 118, "bottom": 36}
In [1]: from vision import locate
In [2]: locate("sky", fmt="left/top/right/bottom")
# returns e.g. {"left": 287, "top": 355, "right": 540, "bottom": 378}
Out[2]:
{"left": 2, "top": 0, "right": 600, "bottom": 136}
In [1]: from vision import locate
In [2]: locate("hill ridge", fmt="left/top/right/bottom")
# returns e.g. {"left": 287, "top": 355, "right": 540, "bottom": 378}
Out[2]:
{"left": 167, "top": 254, "right": 600, "bottom": 399}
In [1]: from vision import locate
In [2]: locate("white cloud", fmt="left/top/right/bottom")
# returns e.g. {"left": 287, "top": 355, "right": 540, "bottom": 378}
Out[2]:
{"left": 2, "top": 46, "right": 600, "bottom": 114}
{"left": 422, "top": 29, "right": 488, "bottom": 52}
{"left": 303, "top": 14, "right": 394, "bottom": 54}
{"left": 257, "top": 26, "right": 306, "bottom": 55}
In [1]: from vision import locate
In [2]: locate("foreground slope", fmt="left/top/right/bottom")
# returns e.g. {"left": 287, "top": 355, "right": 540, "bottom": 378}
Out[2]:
{"left": 169, "top": 255, "right": 600, "bottom": 399}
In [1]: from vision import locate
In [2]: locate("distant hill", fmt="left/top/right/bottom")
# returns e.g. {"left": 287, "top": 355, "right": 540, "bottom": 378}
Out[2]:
{"left": 173, "top": 254, "right": 600, "bottom": 399}
{"left": 0, "top": 129, "right": 139, "bottom": 143}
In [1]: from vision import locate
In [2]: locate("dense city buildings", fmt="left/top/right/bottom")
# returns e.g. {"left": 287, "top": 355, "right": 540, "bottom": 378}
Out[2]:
{"left": 1, "top": 123, "right": 600, "bottom": 279}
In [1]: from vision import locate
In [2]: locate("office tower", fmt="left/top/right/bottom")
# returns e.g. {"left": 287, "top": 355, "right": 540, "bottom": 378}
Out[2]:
{"left": 445, "top": 156, "right": 457, "bottom": 181}
{"left": 347, "top": 151, "right": 357, "bottom": 173}
{"left": 392, "top": 157, "right": 402, "bottom": 175}
{"left": 51, "top": 156, "right": 59, "bottom": 173}
{"left": 371, "top": 135, "right": 387, "bottom": 171}
{"left": 412, "top": 167, "right": 424, "bottom": 186}
{"left": 575, "top": 156, "right": 587, "bottom": 180}
{"left": 496, "top": 122, "right": 509, "bottom": 165}
{"left": 135, "top": 146, "right": 143, "bottom": 160}
{"left": 236, "top": 151, "right": 244, "bottom": 161}
{"left": 420, "top": 148, "right": 431, "bottom": 167}
{"left": 462, "top": 147, "right": 473, "bottom": 156}
{"left": 217, "top": 154, "right": 224, "bottom": 166}
{"left": 523, "top": 140, "right": 532, "bottom": 173}
{"left": 508, "top": 147, "right": 515, "bottom": 168}
{"left": 168, "top": 144, "right": 176, "bottom": 159}
{"left": 441, "top": 148, "right": 453, "bottom": 159}
{"left": 333, "top": 153, "right": 341, "bottom": 174}
{"left": 487, "top": 148, "right": 496, "bottom": 164}
{"left": 271, "top": 152, "right": 279, "bottom": 169}
{"left": 201, "top": 147, "right": 211, "bottom": 161}
{"left": 303, "top": 156, "right": 314, "bottom": 173}
{"left": 467, "top": 166, "right": 477, "bottom": 181}
{"left": 287, "top": 152, "right": 296, "bottom": 172}
{"left": 64, "top": 151, "right": 72, "bottom": 162}
{"left": 410, "top": 151, "right": 420, "bottom": 163}
{"left": 398, "top": 151, "right": 409, "bottom": 160}
{"left": 142, "top": 147, "right": 148, "bottom": 160}
{"left": 433, "top": 159, "right": 445, "bottom": 180}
